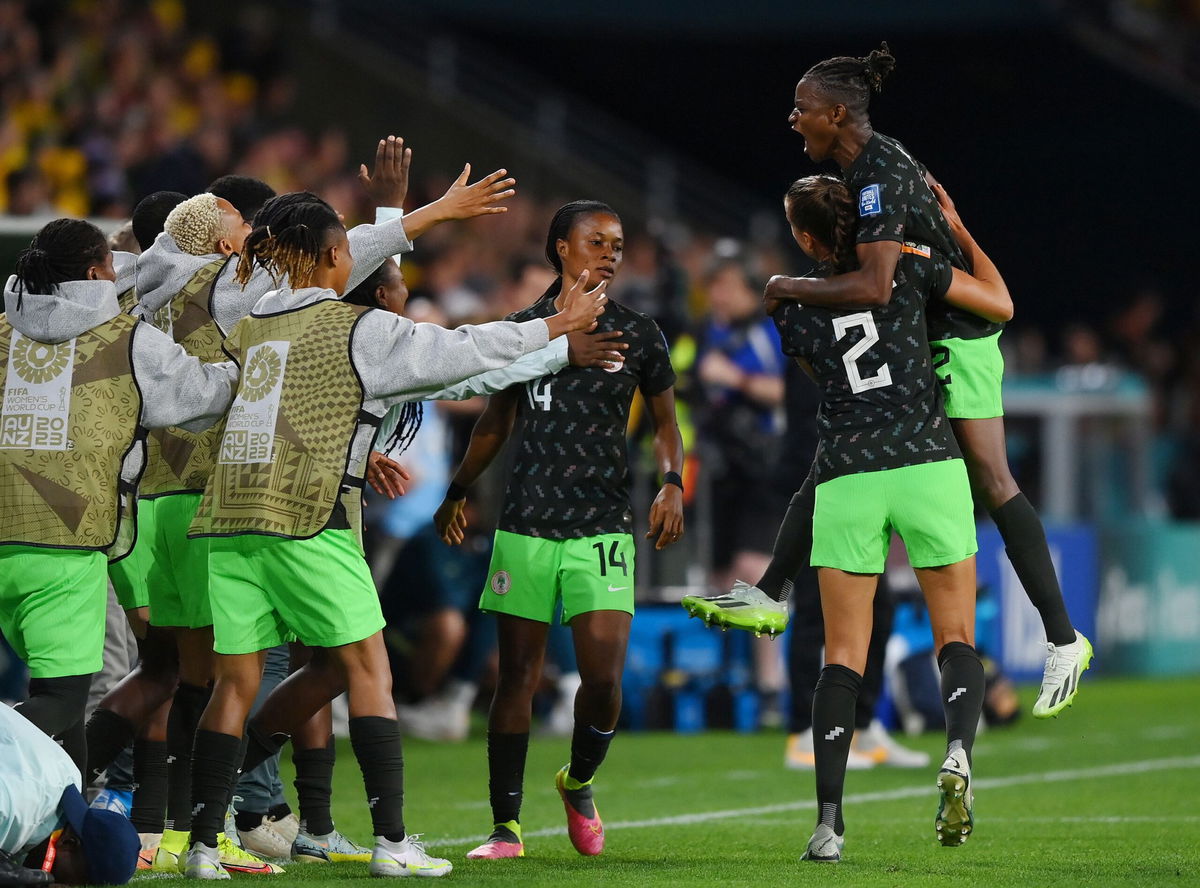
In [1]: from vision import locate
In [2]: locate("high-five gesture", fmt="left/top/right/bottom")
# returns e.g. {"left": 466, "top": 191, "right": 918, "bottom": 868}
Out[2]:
{"left": 402, "top": 164, "right": 518, "bottom": 239}
{"left": 358, "top": 135, "right": 411, "bottom": 209}
{"left": 545, "top": 269, "right": 608, "bottom": 339}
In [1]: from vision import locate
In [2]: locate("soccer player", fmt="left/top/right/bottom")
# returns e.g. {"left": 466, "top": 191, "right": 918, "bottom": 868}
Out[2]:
{"left": 179, "top": 185, "right": 605, "bottom": 880}
{"left": 687, "top": 44, "right": 1092, "bottom": 717}
{"left": 775, "top": 173, "right": 1014, "bottom": 860}
{"left": 433, "top": 200, "right": 685, "bottom": 861}
{"left": 0, "top": 218, "right": 238, "bottom": 776}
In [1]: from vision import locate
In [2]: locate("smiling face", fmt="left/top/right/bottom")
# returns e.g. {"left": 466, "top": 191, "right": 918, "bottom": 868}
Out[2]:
{"left": 556, "top": 213, "right": 624, "bottom": 286}
{"left": 788, "top": 79, "right": 841, "bottom": 163}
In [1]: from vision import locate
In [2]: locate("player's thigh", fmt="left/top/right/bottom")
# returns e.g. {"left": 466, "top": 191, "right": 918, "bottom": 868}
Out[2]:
{"left": 147, "top": 494, "right": 213, "bottom": 630}
{"left": 108, "top": 501, "right": 155, "bottom": 611}
{"left": 886, "top": 460, "right": 978, "bottom": 570}
{"left": 810, "top": 471, "right": 891, "bottom": 574}
{"left": 561, "top": 533, "right": 635, "bottom": 624}
{"left": 207, "top": 534, "right": 292, "bottom": 656}
{"left": 480, "top": 530, "right": 561, "bottom": 624}
{"left": 0, "top": 547, "right": 107, "bottom": 678}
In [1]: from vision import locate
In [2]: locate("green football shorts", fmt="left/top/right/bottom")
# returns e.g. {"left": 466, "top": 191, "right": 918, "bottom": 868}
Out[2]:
{"left": 811, "top": 459, "right": 977, "bottom": 574}
{"left": 108, "top": 500, "right": 156, "bottom": 611}
{"left": 142, "top": 493, "right": 213, "bottom": 629}
{"left": 0, "top": 547, "right": 107, "bottom": 677}
{"left": 481, "top": 530, "right": 636, "bottom": 624}
{"left": 208, "top": 528, "right": 384, "bottom": 655}
{"left": 930, "top": 331, "right": 1005, "bottom": 420}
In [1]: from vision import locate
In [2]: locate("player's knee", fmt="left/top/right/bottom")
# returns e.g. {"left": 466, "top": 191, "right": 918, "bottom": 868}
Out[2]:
{"left": 578, "top": 674, "right": 621, "bottom": 706}
{"left": 496, "top": 663, "right": 541, "bottom": 700}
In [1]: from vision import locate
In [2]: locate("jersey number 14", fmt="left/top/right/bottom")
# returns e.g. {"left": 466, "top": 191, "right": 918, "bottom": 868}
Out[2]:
{"left": 526, "top": 378, "right": 553, "bottom": 411}
{"left": 834, "top": 311, "right": 893, "bottom": 394}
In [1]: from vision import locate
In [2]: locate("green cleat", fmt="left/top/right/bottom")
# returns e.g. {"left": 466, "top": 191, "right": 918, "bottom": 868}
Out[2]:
{"left": 681, "top": 581, "right": 788, "bottom": 636}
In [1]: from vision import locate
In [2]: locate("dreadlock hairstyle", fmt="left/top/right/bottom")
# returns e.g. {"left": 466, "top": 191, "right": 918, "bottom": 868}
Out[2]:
{"left": 235, "top": 191, "right": 343, "bottom": 290}
{"left": 785, "top": 175, "right": 860, "bottom": 275}
{"left": 12, "top": 218, "right": 109, "bottom": 310}
{"left": 802, "top": 42, "right": 895, "bottom": 117}
{"left": 378, "top": 401, "right": 424, "bottom": 458}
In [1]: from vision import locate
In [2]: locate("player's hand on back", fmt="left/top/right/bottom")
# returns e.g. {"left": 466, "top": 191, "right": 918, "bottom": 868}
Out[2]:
{"left": 931, "top": 181, "right": 966, "bottom": 233}
{"left": 434, "top": 164, "right": 517, "bottom": 221}
{"left": 434, "top": 497, "right": 468, "bottom": 545}
{"left": 567, "top": 329, "right": 627, "bottom": 369}
{"left": 545, "top": 270, "right": 607, "bottom": 339}
{"left": 358, "top": 135, "right": 412, "bottom": 209}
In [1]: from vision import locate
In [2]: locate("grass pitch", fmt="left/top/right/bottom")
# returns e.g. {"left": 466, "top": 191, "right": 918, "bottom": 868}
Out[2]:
{"left": 153, "top": 677, "right": 1200, "bottom": 886}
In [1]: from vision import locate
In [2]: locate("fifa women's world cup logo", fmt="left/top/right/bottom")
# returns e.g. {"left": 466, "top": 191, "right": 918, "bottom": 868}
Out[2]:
{"left": 241, "top": 345, "right": 283, "bottom": 402}
{"left": 12, "top": 338, "right": 71, "bottom": 384}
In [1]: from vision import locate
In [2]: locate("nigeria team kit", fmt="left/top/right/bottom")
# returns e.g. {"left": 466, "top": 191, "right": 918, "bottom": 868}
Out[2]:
{"left": 482, "top": 294, "right": 676, "bottom": 623}
{"left": 848, "top": 132, "right": 1006, "bottom": 420}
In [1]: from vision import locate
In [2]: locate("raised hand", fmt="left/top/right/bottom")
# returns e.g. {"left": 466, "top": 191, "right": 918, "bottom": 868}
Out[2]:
{"left": 358, "top": 135, "right": 412, "bottom": 209}
{"left": 545, "top": 270, "right": 607, "bottom": 339}
{"left": 366, "top": 451, "right": 411, "bottom": 499}
{"left": 567, "top": 329, "right": 627, "bottom": 369}
{"left": 435, "top": 165, "right": 517, "bottom": 221}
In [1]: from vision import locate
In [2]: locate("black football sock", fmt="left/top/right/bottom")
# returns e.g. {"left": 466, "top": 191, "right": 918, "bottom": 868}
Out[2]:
{"left": 348, "top": 717, "right": 405, "bottom": 841}
{"left": 567, "top": 724, "right": 614, "bottom": 786}
{"left": 241, "top": 720, "right": 289, "bottom": 777}
{"left": 293, "top": 737, "right": 336, "bottom": 835}
{"left": 990, "top": 494, "right": 1075, "bottom": 645}
{"left": 937, "top": 642, "right": 985, "bottom": 766}
{"left": 487, "top": 732, "right": 529, "bottom": 826}
{"left": 84, "top": 708, "right": 137, "bottom": 785}
{"left": 810, "top": 665, "right": 862, "bottom": 836}
{"left": 165, "top": 682, "right": 210, "bottom": 832}
{"left": 19, "top": 675, "right": 92, "bottom": 776}
{"left": 130, "top": 738, "right": 169, "bottom": 833}
{"left": 189, "top": 730, "right": 241, "bottom": 848}
{"left": 757, "top": 474, "right": 815, "bottom": 603}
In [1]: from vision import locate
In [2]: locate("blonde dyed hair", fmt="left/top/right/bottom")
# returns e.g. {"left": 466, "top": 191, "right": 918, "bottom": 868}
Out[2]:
{"left": 164, "top": 193, "right": 225, "bottom": 256}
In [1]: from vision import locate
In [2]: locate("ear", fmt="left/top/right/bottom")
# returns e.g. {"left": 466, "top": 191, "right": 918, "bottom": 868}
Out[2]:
{"left": 829, "top": 103, "right": 848, "bottom": 125}
{"left": 556, "top": 237, "right": 569, "bottom": 262}
{"left": 85, "top": 265, "right": 102, "bottom": 281}
{"left": 216, "top": 238, "right": 235, "bottom": 257}
{"left": 374, "top": 285, "right": 388, "bottom": 308}
{"left": 799, "top": 231, "right": 817, "bottom": 254}
{"left": 326, "top": 242, "right": 342, "bottom": 268}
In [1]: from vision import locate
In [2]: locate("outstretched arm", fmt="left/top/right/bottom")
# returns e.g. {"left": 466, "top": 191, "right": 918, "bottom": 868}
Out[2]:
{"left": 434, "top": 387, "right": 521, "bottom": 545}
{"left": 765, "top": 240, "right": 902, "bottom": 313}
{"left": 934, "top": 182, "right": 1013, "bottom": 323}
{"left": 401, "top": 164, "right": 517, "bottom": 240}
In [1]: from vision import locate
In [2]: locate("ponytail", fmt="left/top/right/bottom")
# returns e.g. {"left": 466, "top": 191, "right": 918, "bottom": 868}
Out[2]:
{"left": 235, "top": 192, "right": 341, "bottom": 289}
{"left": 785, "top": 175, "right": 859, "bottom": 274}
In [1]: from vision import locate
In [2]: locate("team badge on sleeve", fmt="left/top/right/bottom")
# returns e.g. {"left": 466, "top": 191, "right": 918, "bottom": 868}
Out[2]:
{"left": 859, "top": 183, "right": 882, "bottom": 218}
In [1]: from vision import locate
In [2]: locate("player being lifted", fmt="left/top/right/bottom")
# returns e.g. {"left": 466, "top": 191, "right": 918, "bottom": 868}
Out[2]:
{"left": 685, "top": 43, "right": 1092, "bottom": 718}
{"left": 434, "top": 201, "right": 685, "bottom": 861}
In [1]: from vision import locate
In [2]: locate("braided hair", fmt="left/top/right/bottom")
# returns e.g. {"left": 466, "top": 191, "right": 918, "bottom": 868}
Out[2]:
{"left": 802, "top": 42, "right": 895, "bottom": 116}
{"left": 785, "top": 175, "right": 859, "bottom": 274}
{"left": 544, "top": 200, "right": 619, "bottom": 275}
{"left": 12, "top": 218, "right": 109, "bottom": 309}
{"left": 236, "top": 191, "right": 343, "bottom": 289}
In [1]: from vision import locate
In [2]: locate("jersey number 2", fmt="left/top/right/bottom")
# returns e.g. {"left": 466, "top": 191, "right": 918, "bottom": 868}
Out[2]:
{"left": 526, "top": 378, "right": 553, "bottom": 411}
{"left": 834, "top": 311, "right": 893, "bottom": 394}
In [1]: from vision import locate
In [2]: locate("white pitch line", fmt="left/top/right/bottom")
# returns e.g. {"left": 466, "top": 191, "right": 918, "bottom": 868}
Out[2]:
{"left": 431, "top": 754, "right": 1200, "bottom": 847}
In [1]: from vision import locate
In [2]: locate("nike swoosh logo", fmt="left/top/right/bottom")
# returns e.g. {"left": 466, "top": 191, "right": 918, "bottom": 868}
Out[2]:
{"left": 607, "top": 585, "right": 628, "bottom": 592}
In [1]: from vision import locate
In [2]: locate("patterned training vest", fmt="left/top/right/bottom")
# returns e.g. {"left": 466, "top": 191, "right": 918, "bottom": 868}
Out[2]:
{"left": 189, "top": 298, "right": 379, "bottom": 545}
{"left": 0, "top": 312, "right": 144, "bottom": 553}
{"left": 139, "top": 257, "right": 230, "bottom": 497}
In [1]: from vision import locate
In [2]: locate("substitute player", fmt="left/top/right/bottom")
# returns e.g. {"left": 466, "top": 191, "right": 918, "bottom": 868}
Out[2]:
{"left": 687, "top": 44, "right": 1091, "bottom": 718}
{"left": 433, "top": 201, "right": 685, "bottom": 861}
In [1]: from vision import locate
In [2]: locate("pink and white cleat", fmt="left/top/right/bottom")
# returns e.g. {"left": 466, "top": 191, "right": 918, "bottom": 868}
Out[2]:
{"left": 554, "top": 766, "right": 604, "bottom": 857}
{"left": 465, "top": 822, "right": 524, "bottom": 860}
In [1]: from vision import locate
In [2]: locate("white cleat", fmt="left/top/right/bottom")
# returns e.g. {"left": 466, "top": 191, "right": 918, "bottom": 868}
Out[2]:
{"left": 801, "top": 823, "right": 845, "bottom": 862}
{"left": 935, "top": 746, "right": 974, "bottom": 847}
{"left": 184, "top": 842, "right": 231, "bottom": 880}
{"left": 852, "top": 719, "right": 931, "bottom": 768}
{"left": 1033, "top": 631, "right": 1093, "bottom": 719}
{"left": 238, "top": 815, "right": 293, "bottom": 860}
{"left": 680, "top": 580, "right": 789, "bottom": 636}
{"left": 369, "top": 834, "right": 452, "bottom": 878}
